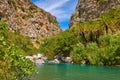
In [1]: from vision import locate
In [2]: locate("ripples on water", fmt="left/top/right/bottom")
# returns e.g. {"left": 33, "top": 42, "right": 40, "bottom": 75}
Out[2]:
{"left": 32, "top": 63, "right": 120, "bottom": 80}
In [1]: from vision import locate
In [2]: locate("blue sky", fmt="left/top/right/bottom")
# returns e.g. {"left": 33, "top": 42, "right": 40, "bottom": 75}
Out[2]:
{"left": 31, "top": 0, "right": 78, "bottom": 30}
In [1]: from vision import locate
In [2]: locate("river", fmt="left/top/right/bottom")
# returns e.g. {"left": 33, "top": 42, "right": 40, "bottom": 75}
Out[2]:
{"left": 32, "top": 63, "right": 120, "bottom": 80}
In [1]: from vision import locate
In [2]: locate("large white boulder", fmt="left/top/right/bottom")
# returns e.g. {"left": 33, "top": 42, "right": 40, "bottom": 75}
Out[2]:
{"left": 25, "top": 56, "right": 34, "bottom": 61}
{"left": 49, "top": 59, "right": 60, "bottom": 64}
{"left": 54, "top": 59, "right": 60, "bottom": 63}
{"left": 64, "top": 57, "right": 72, "bottom": 63}
{"left": 26, "top": 56, "right": 33, "bottom": 59}
{"left": 41, "top": 56, "right": 48, "bottom": 61}
{"left": 35, "top": 59, "right": 45, "bottom": 64}
{"left": 26, "top": 53, "right": 48, "bottom": 64}
{"left": 37, "top": 53, "right": 43, "bottom": 58}
{"left": 33, "top": 55, "right": 38, "bottom": 59}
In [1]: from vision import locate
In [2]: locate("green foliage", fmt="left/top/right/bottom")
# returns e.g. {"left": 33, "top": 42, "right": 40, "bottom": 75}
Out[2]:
{"left": 0, "top": 21, "right": 38, "bottom": 55}
{"left": 0, "top": 38, "right": 36, "bottom": 80}
{"left": 27, "top": 13, "right": 34, "bottom": 18}
{"left": 22, "top": 14, "right": 34, "bottom": 19}
{"left": 84, "top": 43, "right": 100, "bottom": 65}
{"left": 0, "top": 21, "right": 9, "bottom": 31}
{"left": 0, "top": 21, "right": 37, "bottom": 80}
{"left": 70, "top": 36, "right": 120, "bottom": 65}
{"left": 39, "top": 30, "right": 77, "bottom": 59}
{"left": 21, "top": 7, "right": 25, "bottom": 12}
{"left": 29, "top": 6, "right": 35, "bottom": 11}
{"left": 7, "top": 0, "right": 12, "bottom": 4}
{"left": 70, "top": 43, "right": 85, "bottom": 63}
{"left": 7, "top": 0, "right": 17, "bottom": 10}
{"left": 53, "top": 20, "right": 58, "bottom": 24}
{"left": 70, "top": 42, "right": 100, "bottom": 64}
{"left": 97, "top": 0, "right": 108, "bottom": 3}
{"left": 98, "top": 35, "right": 120, "bottom": 65}
{"left": 98, "top": 34, "right": 111, "bottom": 46}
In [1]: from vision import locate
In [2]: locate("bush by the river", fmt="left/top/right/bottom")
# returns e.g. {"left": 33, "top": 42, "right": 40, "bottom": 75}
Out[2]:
{"left": 71, "top": 34, "right": 120, "bottom": 65}
{"left": 39, "top": 30, "right": 78, "bottom": 60}
{"left": 0, "top": 21, "right": 37, "bottom": 80}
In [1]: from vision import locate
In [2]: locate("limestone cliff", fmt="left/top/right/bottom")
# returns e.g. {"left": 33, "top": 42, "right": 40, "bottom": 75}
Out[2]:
{"left": 0, "top": 0, "right": 61, "bottom": 41}
{"left": 70, "top": 0, "right": 120, "bottom": 28}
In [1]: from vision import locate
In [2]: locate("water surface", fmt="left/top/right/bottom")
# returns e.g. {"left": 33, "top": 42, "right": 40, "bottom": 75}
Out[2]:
{"left": 33, "top": 63, "right": 120, "bottom": 80}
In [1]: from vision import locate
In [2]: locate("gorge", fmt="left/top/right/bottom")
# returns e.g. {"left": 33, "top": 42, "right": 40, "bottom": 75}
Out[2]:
{"left": 0, "top": 0, "right": 120, "bottom": 80}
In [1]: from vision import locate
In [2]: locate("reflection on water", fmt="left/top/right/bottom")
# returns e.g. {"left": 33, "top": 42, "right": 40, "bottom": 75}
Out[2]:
{"left": 33, "top": 63, "right": 120, "bottom": 80}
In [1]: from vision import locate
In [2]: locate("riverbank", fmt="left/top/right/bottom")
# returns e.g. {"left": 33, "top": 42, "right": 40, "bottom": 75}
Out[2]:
{"left": 26, "top": 53, "right": 73, "bottom": 64}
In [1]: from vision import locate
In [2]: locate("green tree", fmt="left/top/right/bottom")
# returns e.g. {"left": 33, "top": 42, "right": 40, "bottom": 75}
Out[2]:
{"left": 84, "top": 42, "right": 100, "bottom": 65}
{"left": 70, "top": 42, "right": 85, "bottom": 63}
{"left": 0, "top": 21, "right": 37, "bottom": 80}
{"left": 39, "top": 31, "right": 76, "bottom": 59}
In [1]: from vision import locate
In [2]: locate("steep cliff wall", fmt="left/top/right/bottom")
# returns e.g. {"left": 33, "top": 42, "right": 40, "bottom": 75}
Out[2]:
{"left": 69, "top": 0, "right": 120, "bottom": 44}
{"left": 0, "top": 0, "right": 61, "bottom": 41}
{"left": 70, "top": 0, "right": 120, "bottom": 28}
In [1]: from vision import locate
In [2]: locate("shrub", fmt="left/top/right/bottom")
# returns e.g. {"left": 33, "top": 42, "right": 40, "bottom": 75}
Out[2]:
{"left": 39, "top": 31, "right": 76, "bottom": 59}
{"left": 0, "top": 39, "right": 36, "bottom": 80}
{"left": 70, "top": 43, "right": 85, "bottom": 63}
{"left": 0, "top": 21, "right": 37, "bottom": 79}
{"left": 84, "top": 42, "right": 100, "bottom": 65}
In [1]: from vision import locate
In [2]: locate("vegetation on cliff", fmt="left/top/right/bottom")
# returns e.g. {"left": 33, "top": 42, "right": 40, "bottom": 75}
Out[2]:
{"left": 0, "top": 21, "right": 37, "bottom": 80}
{"left": 39, "top": 7, "right": 120, "bottom": 65}
{"left": 70, "top": 0, "right": 120, "bottom": 28}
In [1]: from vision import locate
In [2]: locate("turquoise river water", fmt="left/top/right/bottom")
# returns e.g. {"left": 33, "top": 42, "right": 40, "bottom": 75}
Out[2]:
{"left": 33, "top": 63, "right": 120, "bottom": 80}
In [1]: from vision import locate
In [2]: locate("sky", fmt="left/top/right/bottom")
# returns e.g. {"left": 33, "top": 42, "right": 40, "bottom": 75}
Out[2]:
{"left": 31, "top": 0, "right": 78, "bottom": 30}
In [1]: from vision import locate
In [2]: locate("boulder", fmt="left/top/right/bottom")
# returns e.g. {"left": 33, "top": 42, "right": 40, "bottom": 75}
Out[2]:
{"left": 26, "top": 53, "right": 48, "bottom": 64}
{"left": 25, "top": 56, "right": 34, "bottom": 62}
{"left": 54, "top": 59, "right": 60, "bottom": 63}
{"left": 41, "top": 56, "right": 48, "bottom": 61}
{"left": 33, "top": 54, "right": 39, "bottom": 60}
{"left": 37, "top": 53, "right": 43, "bottom": 58}
{"left": 64, "top": 57, "right": 73, "bottom": 63}
{"left": 35, "top": 59, "right": 45, "bottom": 64}
{"left": 49, "top": 59, "right": 60, "bottom": 64}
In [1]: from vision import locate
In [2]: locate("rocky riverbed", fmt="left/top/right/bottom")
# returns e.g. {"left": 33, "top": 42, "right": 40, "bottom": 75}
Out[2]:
{"left": 26, "top": 53, "right": 73, "bottom": 64}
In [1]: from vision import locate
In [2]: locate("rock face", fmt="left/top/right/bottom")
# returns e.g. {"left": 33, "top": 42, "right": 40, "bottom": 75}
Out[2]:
{"left": 0, "top": 0, "right": 61, "bottom": 40}
{"left": 70, "top": 0, "right": 120, "bottom": 28}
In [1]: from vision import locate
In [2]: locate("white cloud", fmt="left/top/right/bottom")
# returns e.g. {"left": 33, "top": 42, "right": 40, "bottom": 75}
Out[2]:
{"left": 33, "top": 0, "right": 77, "bottom": 19}
{"left": 32, "top": 0, "right": 78, "bottom": 29}
{"left": 46, "top": 0, "right": 69, "bottom": 11}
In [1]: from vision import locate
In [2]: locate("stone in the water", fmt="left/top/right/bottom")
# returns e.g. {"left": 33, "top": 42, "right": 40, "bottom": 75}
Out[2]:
{"left": 54, "top": 59, "right": 60, "bottom": 63}
{"left": 64, "top": 57, "right": 73, "bottom": 63}
{"left": 49, "top": 59, "right": 60, "bottom": 64}
{"left": 35, "top": 59, "right": 45, "bottom": 64}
